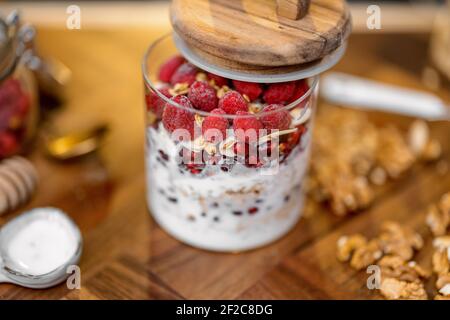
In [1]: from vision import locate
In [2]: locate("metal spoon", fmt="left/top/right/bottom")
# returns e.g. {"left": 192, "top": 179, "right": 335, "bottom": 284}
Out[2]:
{"left": 321, "top": 72, "right": 450, "bottom": 121}
{"left": 45, "top": 124, "right": 108, "bottom": 160}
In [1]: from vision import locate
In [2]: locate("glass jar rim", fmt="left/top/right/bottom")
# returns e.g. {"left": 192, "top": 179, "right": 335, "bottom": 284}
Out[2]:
{"left": 142, "top": 34, "right": 319, "bottom": 120}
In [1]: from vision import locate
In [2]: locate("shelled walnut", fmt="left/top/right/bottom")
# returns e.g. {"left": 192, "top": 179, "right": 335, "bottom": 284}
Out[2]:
{"left": 426, "top": 193, "right": 450, "bottom": 236}
{"left": 337, "top": 192, "right": 450, "bottom": 300}
{"left": 337, "top": 221, "right": 428, "bottom": 299}
{"left": 380, "top": 278, "right": 428, "bottom": 300}
{"left": 378, "top": 256, "right": 430, "bottom": 282}
{"left": 336, "top": 234, "right": 367, "bottom": 262}
{"left": 309, "top": 106, "right": 442, "bottom": 216}
{"left": 378, "top": 221, "right": 424, "bottom": 261}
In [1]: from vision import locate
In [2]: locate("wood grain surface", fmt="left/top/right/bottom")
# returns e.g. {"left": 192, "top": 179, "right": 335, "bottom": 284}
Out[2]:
{"left": 276, "top": 0, "right": 311, "bottom": 20}
{"left": 171, "top": 0, "right": 351, "bottom": 67}
{"left": 0, "top": 22, "right": 448, "bottom": 300}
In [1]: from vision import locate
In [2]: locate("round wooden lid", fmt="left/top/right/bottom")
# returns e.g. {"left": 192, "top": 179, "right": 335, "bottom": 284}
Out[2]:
{"left": 170, "top": 0, "right": 352, "bottom": 68}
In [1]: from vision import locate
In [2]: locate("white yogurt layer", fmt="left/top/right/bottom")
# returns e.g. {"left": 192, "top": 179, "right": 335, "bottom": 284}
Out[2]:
{"left": 145, "top": 122, "right": 312, "bottom": 251}
{"left": 6, "top": 215, "right": 78, "bottom": 275}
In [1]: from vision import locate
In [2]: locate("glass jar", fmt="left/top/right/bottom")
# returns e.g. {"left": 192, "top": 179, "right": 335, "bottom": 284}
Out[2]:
{"left": 0, "top": 13, "right": 39, "bottom": 159}
{"left": 142, "top": 35, "right": 318, "bottom": 252}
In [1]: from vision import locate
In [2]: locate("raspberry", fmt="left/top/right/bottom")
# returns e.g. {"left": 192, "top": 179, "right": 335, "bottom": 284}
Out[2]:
{"left": 233, "top": 111, "right": 263, "bottom": 143}
{"left": 232, "top": 80, "right": 262, "bottom": 101}
{"left": 207, "top": 73, "right": 229, "bottom": 87}
{"left": 158, "top": 55, "right": 185, "bottom": 83}
{"left": 202, "top": 108, "right": 228, "bottom": 142}
{"left": 263, "top": 81, "right": 296, "bottom": 104}
{"left": 0, "top": 78, "right": 29, "bottom": 132}
{"left": 260, "top": 104, "right": 291, "bottom": 131}
{"left": 0, "top": 132, "right": 19, "bottom": 158}
{"left": 188, "top": 81, "right": 218, "bottom": 112}
{"left": 218, "top": 90, "right": 248, "bottom": 115}
{"left": 162, "top": 95, "right": 195, "bottom": 138}
{"left": 145, "top": 86, "right": 171, "bottom": 117}
{"left": 170, "top": 62, "right": 198, "bottom": 86}
{"left": 288, "top": 80, "right": 309, "bottom": 104}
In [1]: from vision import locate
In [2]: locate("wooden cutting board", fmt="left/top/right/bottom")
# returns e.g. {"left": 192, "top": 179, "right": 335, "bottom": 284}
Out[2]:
{"left": 170, "top": 0, "right": 352, "bottom": 67}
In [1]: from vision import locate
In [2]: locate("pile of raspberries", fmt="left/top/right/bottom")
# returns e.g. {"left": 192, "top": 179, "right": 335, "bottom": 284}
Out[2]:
{"left": 146, "top": 55, "right": 309, "bottom": 144}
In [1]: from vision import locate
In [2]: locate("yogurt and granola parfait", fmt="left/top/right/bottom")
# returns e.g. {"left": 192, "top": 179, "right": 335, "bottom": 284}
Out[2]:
{"left": 142, "top": 36, "right": 318, "bottom": 251}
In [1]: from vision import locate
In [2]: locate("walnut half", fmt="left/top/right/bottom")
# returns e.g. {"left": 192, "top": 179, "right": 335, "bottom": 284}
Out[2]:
{"left": 380, "top": 277, "right": 428, "bottom": 300}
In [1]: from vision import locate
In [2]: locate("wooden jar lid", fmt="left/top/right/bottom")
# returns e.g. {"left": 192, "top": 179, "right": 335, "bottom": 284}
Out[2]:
{"left": 170, "top": 0, "right": 352, "bottom": 71}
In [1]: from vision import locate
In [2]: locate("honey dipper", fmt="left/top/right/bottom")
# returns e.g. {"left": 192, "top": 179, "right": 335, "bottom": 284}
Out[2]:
{"left": 0, "top": 156, "right": 38, "bottom": 216}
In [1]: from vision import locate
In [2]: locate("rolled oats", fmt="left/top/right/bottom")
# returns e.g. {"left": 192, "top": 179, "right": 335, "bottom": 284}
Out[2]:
{"left": 216, "top": 85, "right": 230, "bottom": 99}
{"left": 169, "top": 82, "right": 190, "bottom": 96}
{"left": 195, "top": 72, "right": 207, "bottom": 82}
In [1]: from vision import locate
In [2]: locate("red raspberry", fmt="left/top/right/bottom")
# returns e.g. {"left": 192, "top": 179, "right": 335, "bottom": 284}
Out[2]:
{"left": 0, "top": 132, "right": 19, "bottom": 158}
{"left": 162, "top": 95, "right": 195, "bottom": 138}
{"left": 207, "top": 73, "right": 229, "bottom": 87}
{"left": 260, "top": 104, "right": 291, "bottom": 131}
{"left": 232, "top": 80, "right": 262, "bottom": 101}
{"left": 202, "top": 108, "right": 228, "bottom": 142}
{"left": 288, "top": 80, "right": 309, "bottom": 104}
{"left": 158, "top": 55, "right": 185, "bottom": 83}
{"left": 263, "top": 81, "right": 296, "bottom": 104}
{"left": 233, "top": 111, "right": 263, "bottom": 143}
{"left": 218, "top": 90, "right": 248, "bottom": 115}
{"left": 188, "top": 81, "right": 218, "bottom": 112}
{"left": 145, "top": 86, "right": 171, "bottom": 118}
{"left": 170, "top": 62, "right": 198, "bottom": 86}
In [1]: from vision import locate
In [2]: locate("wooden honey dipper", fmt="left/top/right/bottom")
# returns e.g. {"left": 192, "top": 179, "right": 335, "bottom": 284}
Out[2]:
{"left": 0, "top": 156, "right": 38, "bottom": 216}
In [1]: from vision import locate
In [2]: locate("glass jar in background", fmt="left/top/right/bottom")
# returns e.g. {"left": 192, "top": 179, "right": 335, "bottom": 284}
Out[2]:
{"left": 0, "top": 13, "right": 39, "bottom": 159}
{"left": 142, "top": 35, "right": 318, "bottom": 252}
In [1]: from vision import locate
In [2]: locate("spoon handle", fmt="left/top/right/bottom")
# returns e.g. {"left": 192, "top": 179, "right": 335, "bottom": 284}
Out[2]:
{"left": 321, "top": 72, "right": 450, "bottom": 121}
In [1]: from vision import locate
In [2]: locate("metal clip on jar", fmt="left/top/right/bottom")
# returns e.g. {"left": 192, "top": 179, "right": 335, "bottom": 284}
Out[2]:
{"left": 142, "top": 0, "right": 351, "bottom": 251}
